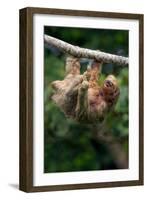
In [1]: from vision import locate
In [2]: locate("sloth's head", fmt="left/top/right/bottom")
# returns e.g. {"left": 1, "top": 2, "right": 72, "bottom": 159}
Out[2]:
{"left": 102, "top": 75, "right": 120, "bottom": 105}
{"left": 103, "top": 75, "right": 118, "bottom": 90}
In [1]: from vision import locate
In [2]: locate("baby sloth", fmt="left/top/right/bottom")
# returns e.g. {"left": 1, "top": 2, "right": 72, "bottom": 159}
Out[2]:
{"left": 51, "top": 57, "right": 120, "bottom": 124}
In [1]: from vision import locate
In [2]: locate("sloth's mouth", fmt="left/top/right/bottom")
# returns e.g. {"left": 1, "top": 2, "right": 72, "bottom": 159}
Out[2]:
{"left": 104, "top": 80, "right": 113, "bottom": 88}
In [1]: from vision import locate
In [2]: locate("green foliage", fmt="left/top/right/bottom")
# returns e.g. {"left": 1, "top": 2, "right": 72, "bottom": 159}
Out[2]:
{"left": 44, "top": 27, "right": 128, "bottom": 173}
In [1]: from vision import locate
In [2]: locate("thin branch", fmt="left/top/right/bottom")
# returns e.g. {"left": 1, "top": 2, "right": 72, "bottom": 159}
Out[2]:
{"left": 44, "top": 34, "right": 129, "bottom": 66}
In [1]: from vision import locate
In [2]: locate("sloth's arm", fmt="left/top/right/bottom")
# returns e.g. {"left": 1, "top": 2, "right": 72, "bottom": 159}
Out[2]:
{"left": 75, "top": 80, "right": 89, "bottom": 122}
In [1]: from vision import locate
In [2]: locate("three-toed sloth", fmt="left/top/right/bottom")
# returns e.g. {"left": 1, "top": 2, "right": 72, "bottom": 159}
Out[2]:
{"left": 51, "top": 57, "right": 120, "bottom": 124}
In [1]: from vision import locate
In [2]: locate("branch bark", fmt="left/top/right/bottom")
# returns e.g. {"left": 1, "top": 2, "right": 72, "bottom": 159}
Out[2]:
{"left": 44, "top": 34, "right": 129, "bottom": 66}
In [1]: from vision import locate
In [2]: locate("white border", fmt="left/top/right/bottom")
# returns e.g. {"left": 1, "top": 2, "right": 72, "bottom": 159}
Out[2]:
{"left": 33, "top": 14, "right": 139, "bottom": 186}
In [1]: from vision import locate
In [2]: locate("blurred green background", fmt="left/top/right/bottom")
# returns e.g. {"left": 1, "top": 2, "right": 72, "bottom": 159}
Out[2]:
{"left": 44, "top": 26, "right": 128, "bottom": 173}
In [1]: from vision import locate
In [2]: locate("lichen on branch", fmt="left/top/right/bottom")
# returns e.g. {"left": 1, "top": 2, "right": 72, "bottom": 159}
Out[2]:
{"left": 44, "top": 34, "right": 129, "bottom": 66}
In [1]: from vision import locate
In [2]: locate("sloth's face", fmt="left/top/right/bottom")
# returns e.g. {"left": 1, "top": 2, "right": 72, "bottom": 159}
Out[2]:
{"left": 103, "top": 75, "right": 120, "bottom": 105}
{"left": 103, "top": 75, "right": 118, "bottom": 91}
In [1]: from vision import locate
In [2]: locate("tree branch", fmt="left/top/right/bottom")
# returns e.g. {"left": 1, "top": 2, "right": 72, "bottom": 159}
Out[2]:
{"left": 44, "top": 34, "right": 129, "bottom": 66}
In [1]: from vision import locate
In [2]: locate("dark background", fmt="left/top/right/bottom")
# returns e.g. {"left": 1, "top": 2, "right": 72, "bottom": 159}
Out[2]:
{"left": 44, "top": 26, "right": 128, "bottom": 173}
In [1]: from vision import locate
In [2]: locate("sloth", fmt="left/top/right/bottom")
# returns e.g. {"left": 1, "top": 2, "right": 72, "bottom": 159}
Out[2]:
{"left": 51, "top": 56, "right": 120, "bottom": 124}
